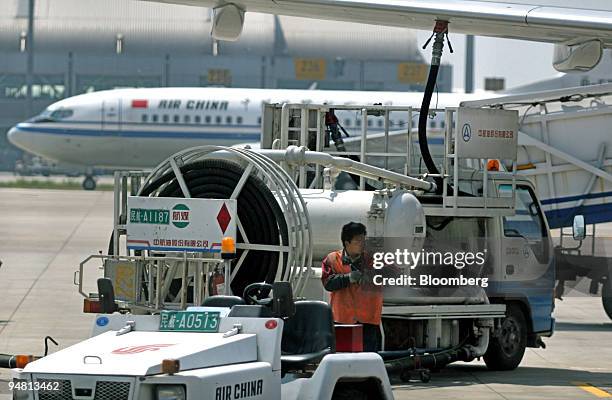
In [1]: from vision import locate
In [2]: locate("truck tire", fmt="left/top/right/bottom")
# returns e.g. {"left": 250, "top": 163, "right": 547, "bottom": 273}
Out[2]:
{"left": 484, "top": 304, "right": 527, "bottom": 371}
{"left": 602, "top": 279, "right": 612, "bottom": 320}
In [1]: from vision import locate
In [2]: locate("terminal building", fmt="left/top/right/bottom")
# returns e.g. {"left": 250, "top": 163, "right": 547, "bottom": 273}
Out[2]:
{"left": 0, "top": 0, "right": 452, "bottom": 171}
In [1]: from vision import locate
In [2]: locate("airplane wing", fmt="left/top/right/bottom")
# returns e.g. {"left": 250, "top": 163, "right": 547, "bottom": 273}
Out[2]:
{"left": 145, "top": 0, "right": 612, "bottom": 47}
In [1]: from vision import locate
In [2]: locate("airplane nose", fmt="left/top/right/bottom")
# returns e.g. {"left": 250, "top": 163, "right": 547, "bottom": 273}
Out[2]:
{"left": 6, "top": 126, "right": 19, "bottom": 145}
{"left": 7, "top": 125, "right": 28, "bottom": 150}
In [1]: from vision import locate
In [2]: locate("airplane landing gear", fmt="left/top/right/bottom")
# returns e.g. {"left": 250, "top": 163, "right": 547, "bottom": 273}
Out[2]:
{"left": 82, "top": 175, "right": 96, "bottom": 190}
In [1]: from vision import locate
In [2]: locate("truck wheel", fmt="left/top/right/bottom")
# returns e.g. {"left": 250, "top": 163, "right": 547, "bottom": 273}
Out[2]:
{"left": 602, "top": 279, "right": 612, "bottom": 320}
{"left": 484, "top": 304, "right": 527, "bottom": 371}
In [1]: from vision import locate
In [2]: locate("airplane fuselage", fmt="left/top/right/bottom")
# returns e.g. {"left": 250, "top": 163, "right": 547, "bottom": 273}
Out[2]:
{"left": 8, "top": 87, "right": 485, "bottom": 169}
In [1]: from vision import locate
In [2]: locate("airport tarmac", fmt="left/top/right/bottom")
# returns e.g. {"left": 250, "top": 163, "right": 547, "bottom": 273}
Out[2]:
{"left": 0, "top": 188, "right": 610, "bottom": 399}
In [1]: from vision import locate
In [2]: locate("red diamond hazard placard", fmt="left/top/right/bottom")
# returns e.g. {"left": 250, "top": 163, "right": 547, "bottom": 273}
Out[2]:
{"left": 217, "top": 203, "right": 232, "bottom": 234}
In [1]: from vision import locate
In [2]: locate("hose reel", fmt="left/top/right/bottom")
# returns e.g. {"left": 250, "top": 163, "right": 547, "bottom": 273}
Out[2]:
{"left": 137, "top": 146, "right": 313, "bottom": 298}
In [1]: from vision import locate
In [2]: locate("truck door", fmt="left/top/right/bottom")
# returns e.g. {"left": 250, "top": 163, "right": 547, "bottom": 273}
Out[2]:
{"left": 102, "top": 99, "right": 121, "bottom": 132}
{"left": 500, "top": 184, "right": 554, "bottom": 332}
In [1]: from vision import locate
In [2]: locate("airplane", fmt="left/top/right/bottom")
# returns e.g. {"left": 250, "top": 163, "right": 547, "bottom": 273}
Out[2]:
{"left": 142, "top": 0, "right": 612, "bottom": 73}
{"left": 7, "top": 87, "right": 488, "bottom": 189}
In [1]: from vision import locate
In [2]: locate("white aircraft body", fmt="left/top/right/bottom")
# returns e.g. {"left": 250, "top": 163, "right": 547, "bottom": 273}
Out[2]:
{"left": 7, "top": 87, "right": 486, "bottom": 172}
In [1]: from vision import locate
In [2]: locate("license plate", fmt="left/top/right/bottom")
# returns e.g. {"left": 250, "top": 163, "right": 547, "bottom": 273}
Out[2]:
{"left": 159, "top": 311, "right": 220, "bottom": 332}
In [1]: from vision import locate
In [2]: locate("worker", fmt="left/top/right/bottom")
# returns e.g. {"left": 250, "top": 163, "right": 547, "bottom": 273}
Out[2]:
{"left": 321, "top": 222, "right": 383, "bottom": 351}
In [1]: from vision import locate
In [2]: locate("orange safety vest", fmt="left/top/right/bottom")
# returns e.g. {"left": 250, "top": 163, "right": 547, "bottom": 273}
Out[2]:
{"left": 323, "top": 250, "right": 383, "bottom": 325}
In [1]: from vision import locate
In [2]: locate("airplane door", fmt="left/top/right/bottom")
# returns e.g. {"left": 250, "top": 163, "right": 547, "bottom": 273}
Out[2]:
{"left": 102, "top": 99, "right": 121, "bottom": 132}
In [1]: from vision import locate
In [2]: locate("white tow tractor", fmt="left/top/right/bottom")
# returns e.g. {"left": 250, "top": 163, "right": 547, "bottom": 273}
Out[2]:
{"left": 10, "top": 280, "right": 393, "bottom": 400}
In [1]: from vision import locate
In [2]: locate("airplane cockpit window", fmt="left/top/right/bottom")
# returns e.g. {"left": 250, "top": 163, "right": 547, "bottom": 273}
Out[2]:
{"left": 30, "top": 108, "right": 74, "bottom": 123}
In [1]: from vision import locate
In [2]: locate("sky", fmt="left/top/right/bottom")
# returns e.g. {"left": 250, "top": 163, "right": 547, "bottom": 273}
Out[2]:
{"left": 416, "top": 31, "right": 561, "bottom": 92}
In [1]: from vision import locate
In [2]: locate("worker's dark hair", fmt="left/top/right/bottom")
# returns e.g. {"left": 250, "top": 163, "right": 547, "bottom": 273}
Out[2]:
{"left": 341, "top": 222, "right": 367, "bottom": 245}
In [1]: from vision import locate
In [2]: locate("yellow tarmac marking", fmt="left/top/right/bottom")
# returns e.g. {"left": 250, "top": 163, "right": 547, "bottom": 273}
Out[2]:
{"left": 573, "top": 382, "right": 612, "bottom": 398}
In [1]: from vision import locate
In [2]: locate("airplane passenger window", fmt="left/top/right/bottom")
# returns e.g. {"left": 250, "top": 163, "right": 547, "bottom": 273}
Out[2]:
{"left": 440, "top": 121, "right": 445, "bottom": 129}
{"left": 356, "top": 119, "right": 361, "bottom": 127}
{"left": 173, "top": 115, "right": 180, "bottom": 123}
{"left": 377, "top": 119, "right": 383, "bottom": 128}
{"left": 257, "top": 117, "right": 262, "bottom": 125}
{"left": 237, "top": 116, "right": 243, "bottom": 124}
{"left": 163, "top": 115, "right": 169, "bottom": 123}
{"left": 344, "top": 119, "right": 351, "bottom": 127}
{"left": 141, "top": 114, "right": 148, "bottom": 123}
{"left": 215, "top": 116, "right": 222, "bottom": 124}
{"left": 195, "top": 115, "right": 201, "bottom": 124}
{"left": 152, "top": 115, "right": 159, "bottom": 122}
{"left": 184, "top": 115, "right": 190, "bottom": 123}
{"left": 205, "top": 116, "right": 211, "bottom": 124}
{"left": 429, "top": 120, "right": 436, "bottom": 128}
{"left": 226, "top": 116, "right": 232, "bottom": 124}
{"left": 398, "top": 120, "right": 405, "bottom": 126}
{"left": 367, "top": 120, "right": 373, "bottom": 127}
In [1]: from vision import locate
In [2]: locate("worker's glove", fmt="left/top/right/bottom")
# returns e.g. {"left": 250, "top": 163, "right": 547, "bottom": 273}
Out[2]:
{"left": 349, "top": 270, "right": 363, "bottom": 284}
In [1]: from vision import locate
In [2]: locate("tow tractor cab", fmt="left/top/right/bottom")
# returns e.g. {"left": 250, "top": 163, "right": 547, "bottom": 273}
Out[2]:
{"left": 10, "top": 104, "right": 555, "bottom": 399}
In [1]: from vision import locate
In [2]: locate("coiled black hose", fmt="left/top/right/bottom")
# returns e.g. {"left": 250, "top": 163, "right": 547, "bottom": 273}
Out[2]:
{"left": 133, "top": 159, "right": 289, "bottom": 298}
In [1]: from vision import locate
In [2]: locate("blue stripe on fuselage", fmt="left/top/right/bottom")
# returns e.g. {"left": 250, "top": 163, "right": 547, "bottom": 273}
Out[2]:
{"left": 14, "top": 124, "right": 261, "bottom": 141}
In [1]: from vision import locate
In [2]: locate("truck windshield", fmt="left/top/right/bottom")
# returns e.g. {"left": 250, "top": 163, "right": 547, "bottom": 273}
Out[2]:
{"left": 500, "top": 185, "right": 547, "bottom": 240}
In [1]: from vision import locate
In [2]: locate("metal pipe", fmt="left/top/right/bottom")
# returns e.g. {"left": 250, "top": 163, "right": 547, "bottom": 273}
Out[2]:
{"left": 201, "top": 147, "right": 435, "bottom": 191}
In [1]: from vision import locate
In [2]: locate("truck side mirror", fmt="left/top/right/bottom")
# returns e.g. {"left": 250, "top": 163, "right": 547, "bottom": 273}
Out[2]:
{"left": 572, "top": 215, "right": 586, "bottom": 241}
{"left": 272, "top": 281, "right": 295, "bottom": 319}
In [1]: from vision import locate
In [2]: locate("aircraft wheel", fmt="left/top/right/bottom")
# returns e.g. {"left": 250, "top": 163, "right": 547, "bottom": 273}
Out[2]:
{"left": 82, "top": 176, "right": 96, "bottom": 191}
{"left": 602, "top": 278, "right": 612, "bottom": 320}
